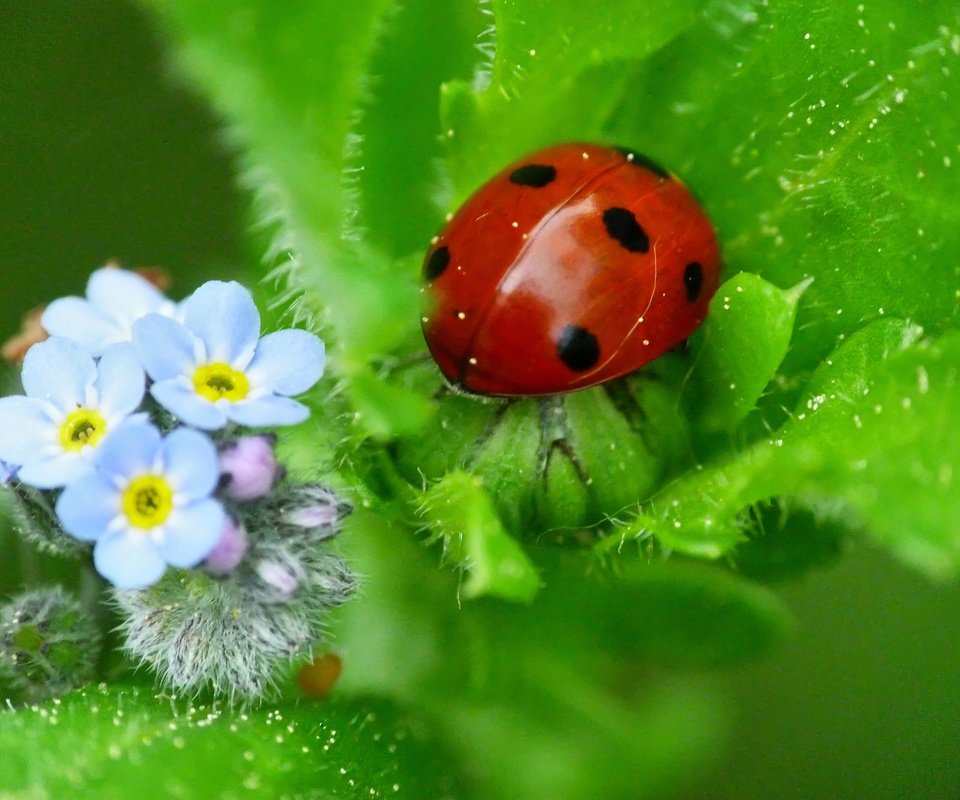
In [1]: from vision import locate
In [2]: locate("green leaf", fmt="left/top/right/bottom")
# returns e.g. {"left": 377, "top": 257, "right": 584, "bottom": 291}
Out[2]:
{"left": 0, "top": 685, "right": 464, "bottom": 799}
{"left": 445, "top": 681, "right": 724, "bottom": 800}
{"left": 781, "top": 325, "right": 960, "bottom": 576}
{"left": 420, "top": 471, "right": 541, "bottom": 602}
{"left": 686, "top": 273, "right": 809, "bottom": 434}
{"left": 331, "top": 513, "right": 769, "bottom": 800}
{"left": 442, "top": 0, "right": 708, "bottom": 197}
{"left": 143, "top": 0, "right": 426, "bottom": 439}
{"left": 609, "top": 0, "right": 960, "bottom": 369}
{"left": 609, "top": 321, "right": 960, "bottom": 577}
{"left": 355, "top": 0, "right": 485, "bottom": 257}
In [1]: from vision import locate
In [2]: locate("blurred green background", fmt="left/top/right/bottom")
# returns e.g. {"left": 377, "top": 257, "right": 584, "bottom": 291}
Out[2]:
{"left": 1, "top": 2, "right": 958, "bottom": 798}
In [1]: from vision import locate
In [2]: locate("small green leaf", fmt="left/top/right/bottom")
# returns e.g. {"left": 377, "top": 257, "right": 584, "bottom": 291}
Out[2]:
{"left": 686, "top": 273, "right": 809, "bottom": 434}
{"left": 0, "top": 685, "right": 464, "bottom": 799}
{"left": 420, "top": 471, "right": 541, "bottom": 602}
{"left": 607, "top": 502, "right": 747, "bottom": 561}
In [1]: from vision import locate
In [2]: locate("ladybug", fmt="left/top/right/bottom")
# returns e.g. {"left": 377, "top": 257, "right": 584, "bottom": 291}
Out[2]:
{"left": 420, "top": 143, "right": 721, "bottom": 396}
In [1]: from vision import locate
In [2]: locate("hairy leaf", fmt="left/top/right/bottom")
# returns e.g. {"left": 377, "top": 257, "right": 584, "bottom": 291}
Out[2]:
{"left": 0, "top": 685, "right": 463, "bottom": 799}
{"left": 609, "top": 0, "right": 960, "bottom": 369}
{"left": 686, "top": 273, "right": 809, "bottom": 434}
{"left": 442, "top": 0, "right": 708, "bottom": 198}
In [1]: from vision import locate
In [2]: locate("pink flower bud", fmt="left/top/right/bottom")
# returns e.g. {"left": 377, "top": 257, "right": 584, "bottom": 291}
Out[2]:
{"left": 282, "top": 486, "right": 350, "bottom": 535}
{"left": 204, "top": 517, "right": 248, "bottom": 573}
{"left": 218, "top": 435, "right": 282, "bottom": 501}
{"left": 255, "top": 560, "right": 299, "bottom": 598}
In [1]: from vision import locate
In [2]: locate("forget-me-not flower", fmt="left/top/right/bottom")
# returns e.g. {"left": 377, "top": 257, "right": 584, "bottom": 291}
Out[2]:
{"left": 0, "top": 338, "right": 145, "bottom": 489}
{"left": 42, "top": 267, "right": 178, "bottom": 356}
{"left": 56, "top": 420, "right": 226, "bottom": 589}
{"left": 133, "top": 280, "right": 325, "bottom": 430}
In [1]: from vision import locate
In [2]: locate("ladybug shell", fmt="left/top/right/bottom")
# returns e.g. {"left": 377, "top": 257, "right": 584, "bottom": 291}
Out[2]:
{"left": 421, "top": 143, "right": 720, "bottom": 396}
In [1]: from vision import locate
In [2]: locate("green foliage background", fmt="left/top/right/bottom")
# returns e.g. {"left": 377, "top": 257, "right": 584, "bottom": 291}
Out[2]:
{"left": 1, "top": 0, "right": 960, "bottom": 798}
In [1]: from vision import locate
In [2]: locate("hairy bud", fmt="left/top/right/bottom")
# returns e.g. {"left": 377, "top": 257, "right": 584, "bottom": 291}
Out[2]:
{"left": 114, "top": 483, "right": 356, "bottom": 700}
{"left": 0, "top": 587, "right": 101, "bottom": 703}
{"left": 5, "top": 483, "right": 85, "bottom": 558}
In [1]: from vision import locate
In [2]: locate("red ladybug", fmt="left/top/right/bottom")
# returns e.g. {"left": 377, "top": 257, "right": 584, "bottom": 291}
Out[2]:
{"left": 421, "top": 143, "right": 721, "bottom": 396}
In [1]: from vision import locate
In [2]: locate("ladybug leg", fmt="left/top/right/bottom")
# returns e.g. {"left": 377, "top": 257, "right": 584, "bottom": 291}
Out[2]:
{"left": 602, "top": 380, "right": 656, "bottom": 455}
{"left": 463, "top": 398, "right": 516, "bottom": 468}
{"left": 536, "top": 397, "right": 589, "bottom": 486}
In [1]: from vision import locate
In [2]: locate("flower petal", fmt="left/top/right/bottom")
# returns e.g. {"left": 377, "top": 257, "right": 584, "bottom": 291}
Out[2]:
{"left": 56, "top": 473, "right": 120, "bottom": 541}
{"left": 181, "top": 281, "right": 260, "bottom": 367}
{"left": 41, "top": 297, "right": 125, "bottom": 356}
{"left": 160, "top": 499, "right": 226, "bottom": 568}
{"left": 0, "top": 396, "right": 56, "bottom": 465}
{"left": 160, "top": 427, "right": 220, "bottom": 501}
{"left": 150, "top": 379, "right": 227, "bottom": 430}
{"left": 87, "top": 267, "right": 171, "bottom": 327}
{"left": 227, "top": 395, "right": 311, "bottom": 427}
{"left": 0, "top": 462, "right": 16, "bottom": 486}
{"left": 20, "top": 337, "right": 96, "bottom": 411}
{"left": 17, "top": 452, "right": 92, "bottom": 489}
{"left": 133, "top": 314, "right": 200, "bottom": 382}
{"left": 95, "top": 342, "right": 146, "bottom": 418}
{"left": 93, "top": 419, "right": 162, "bottom": 479}
{"left": 246, "top": 329, "right": 325, "bottom": 396}
{"left": 93, "top": 530, "right": 167, "bottom": 589}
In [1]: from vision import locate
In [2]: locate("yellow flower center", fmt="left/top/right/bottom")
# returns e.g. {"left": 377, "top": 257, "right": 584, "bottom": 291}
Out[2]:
{"left": 193, "top": 362, "right": 250, "bottom": 402}
{"left": 121, "top": 474, "right": 174, "bottom": 529}
{"left": 58, "top": 408, "right": 108, "bottom": 453}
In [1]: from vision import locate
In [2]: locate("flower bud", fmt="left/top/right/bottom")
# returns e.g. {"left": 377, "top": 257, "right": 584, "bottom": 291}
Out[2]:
{"left": 255, "top": 560, "right": 299, "bottom": 599}
{"left": 281, "top": 485, "right": 351, "bottom": 536}
{"left": 204, "top": 516, "right": 249, "bottom": 574}
{"left": 391, "top": 363, "right": 692, "bottom": 535}
{"left": 0, "top": 587, "right": 100, "bottom": 703}
{"left": 218, "top": 435, "right": 282, "bottom": 501}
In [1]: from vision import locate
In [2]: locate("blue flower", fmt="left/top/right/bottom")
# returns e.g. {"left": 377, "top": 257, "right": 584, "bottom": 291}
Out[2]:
{"left": 55, "top": 421, "right": 226, "bottom": 589}
{"left": 133, "top": 280, "right": 325, "bottom": 430}
{"left": 0, "top": 460, "right": 15, "bottom": 487}
{"left": 0, "top": 338, "right": 146, "bottom": 489}
{"left": 42, "top": 267, "right": 177, "bottom": 356}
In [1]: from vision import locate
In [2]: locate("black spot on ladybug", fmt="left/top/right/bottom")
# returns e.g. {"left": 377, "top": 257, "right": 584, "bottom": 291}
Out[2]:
{"left": 613, "top": 147, "right": 670, "bottom": 179}
{"left": 602, "top": 207, "right": 649, "bottom": 253}
{"left": 684, "top": 262, "right": 704, "bottom": 302}
{"left": 509, "top": 164, "right": 557, "bottom": 188}
{"left": 424, "top": 245, "right": 451, "bottom": 281}
{"left": 556, "top": 325, "right": 600, "bottom": 371}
